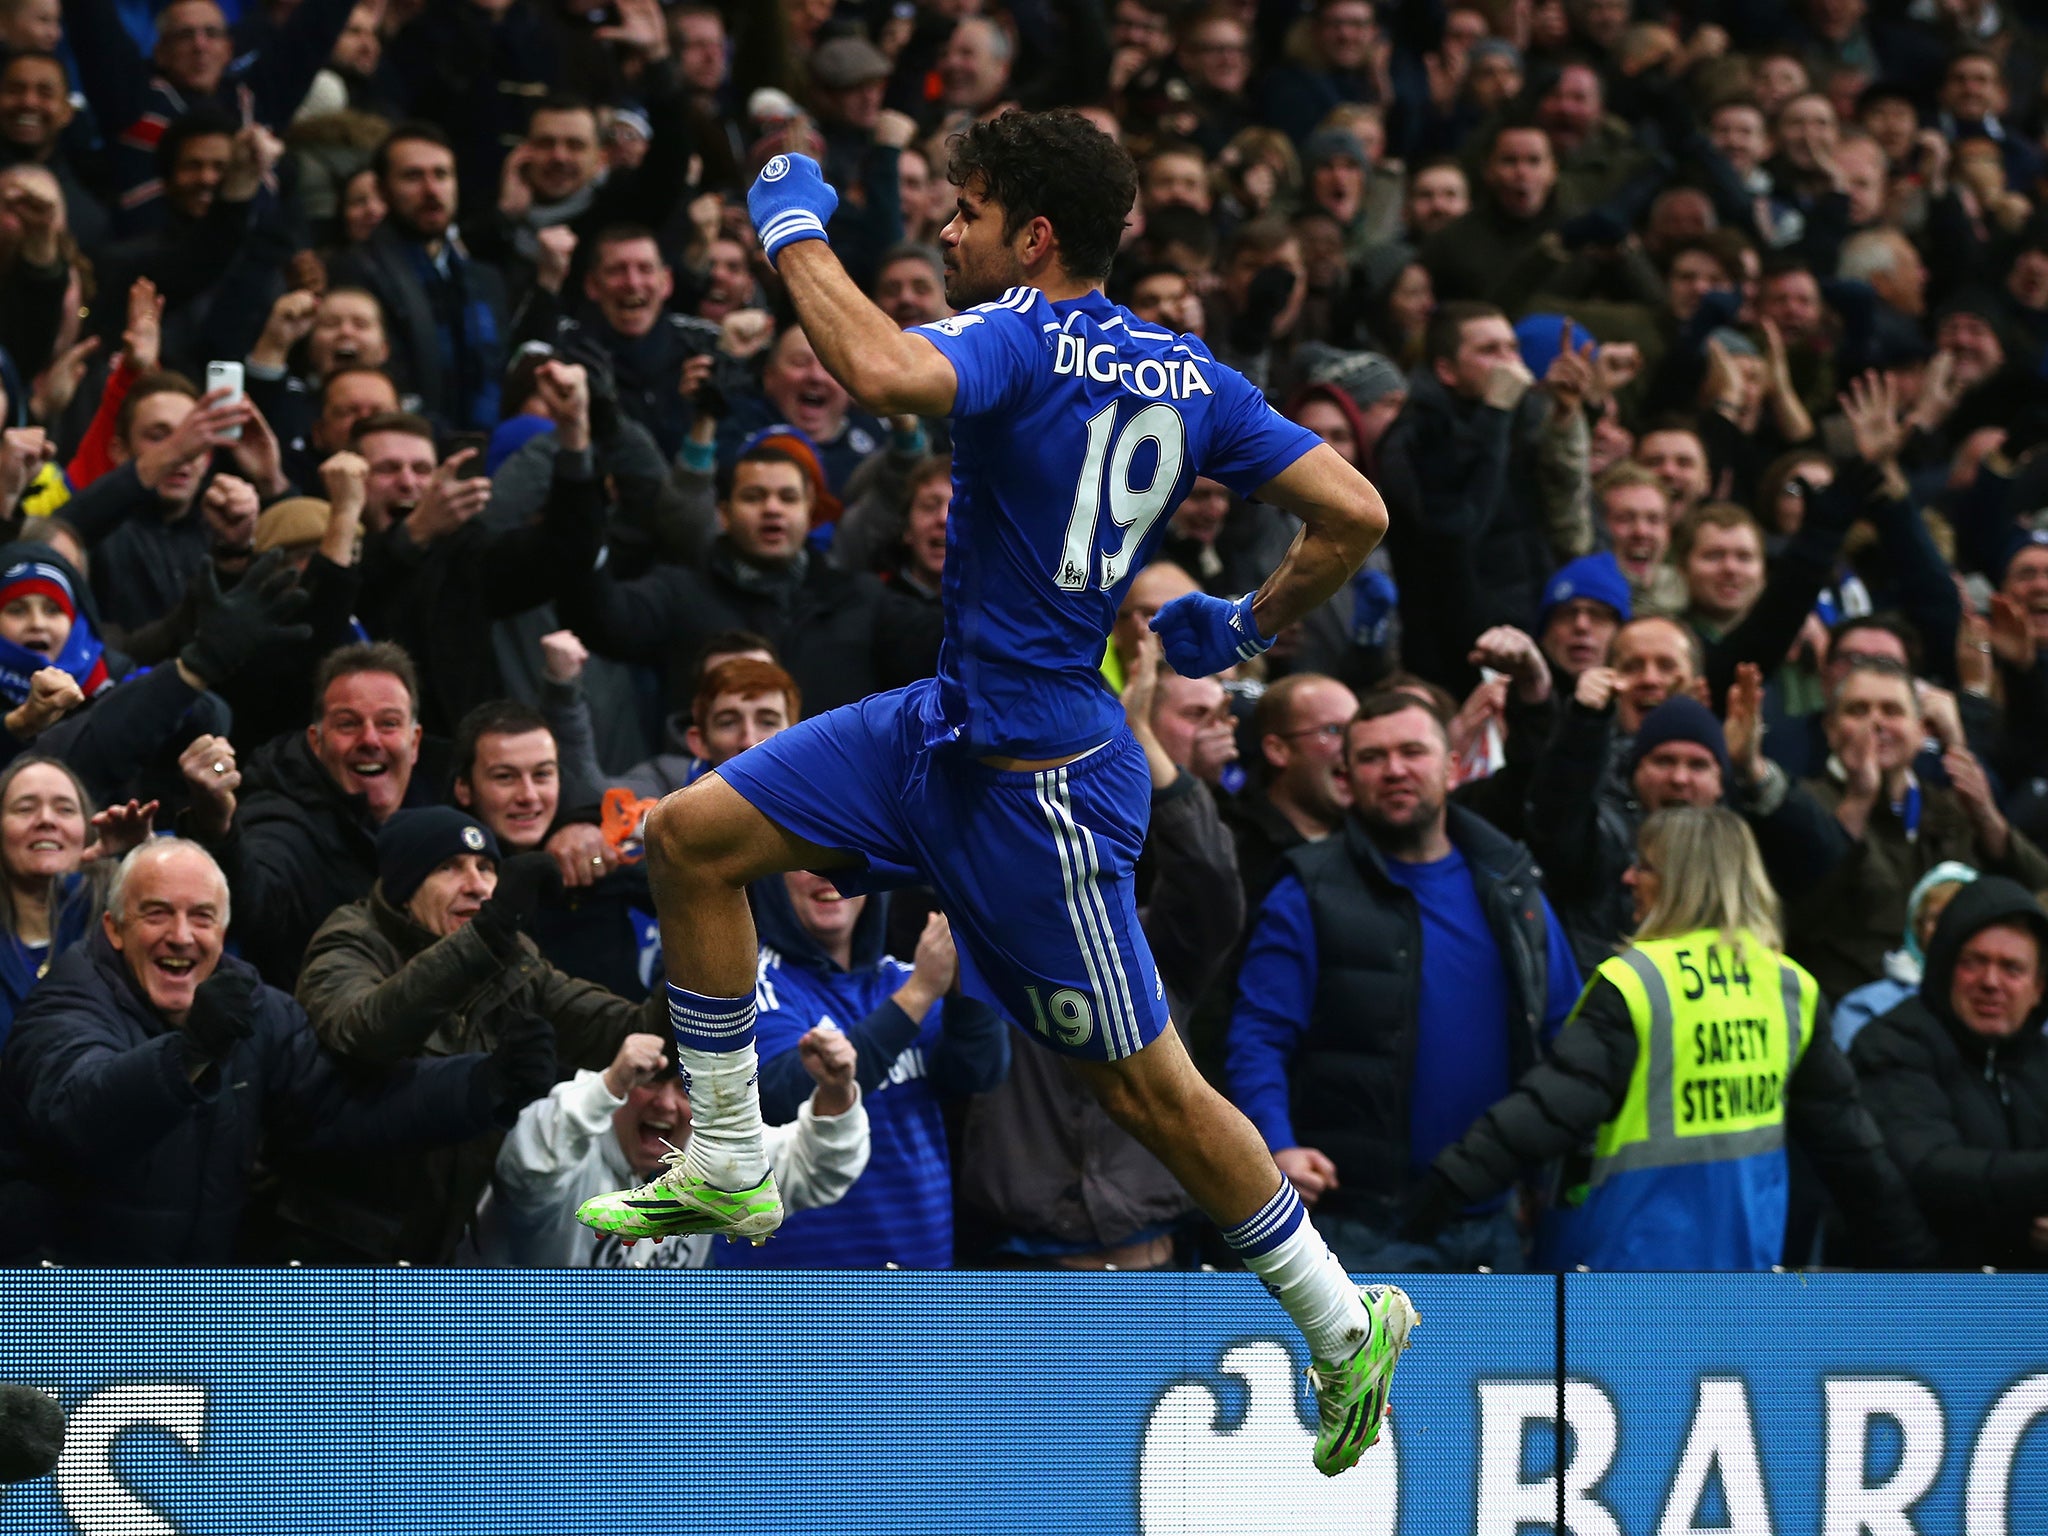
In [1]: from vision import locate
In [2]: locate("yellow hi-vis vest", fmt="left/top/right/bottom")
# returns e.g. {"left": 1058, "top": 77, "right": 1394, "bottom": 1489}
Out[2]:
{"left": 1585, "top": 931, "right": 1820, "bottom": 1190}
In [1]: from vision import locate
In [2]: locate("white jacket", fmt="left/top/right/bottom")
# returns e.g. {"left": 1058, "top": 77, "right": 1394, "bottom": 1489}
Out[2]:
{"left": 467, "top": 1070, "right": 870, "bottom": 1268}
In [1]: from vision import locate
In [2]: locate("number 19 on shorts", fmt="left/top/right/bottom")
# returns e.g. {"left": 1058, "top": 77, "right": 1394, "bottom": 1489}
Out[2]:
{"left": 1024, "top": 984, "right": 1096, "bottom": 1048}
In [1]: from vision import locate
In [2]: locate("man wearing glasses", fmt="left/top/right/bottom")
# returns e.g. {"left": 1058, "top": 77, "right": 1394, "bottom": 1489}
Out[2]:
{"left": 1230, "top": 672, "right": 1359, "bottom": 904}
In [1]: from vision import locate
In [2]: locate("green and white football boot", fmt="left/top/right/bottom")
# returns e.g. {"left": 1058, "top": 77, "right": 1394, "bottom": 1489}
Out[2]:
{"left": 1307, "top": 1284, "right": 1419, "bottom": 1476}
{"left": 576, "top": 1148, "right": 783, "bottom": 1246}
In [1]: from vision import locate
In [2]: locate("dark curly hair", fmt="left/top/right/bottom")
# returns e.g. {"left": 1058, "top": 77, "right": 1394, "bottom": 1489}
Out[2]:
{"left": 947, "top": 109, "right": 1138, "bottom": 281}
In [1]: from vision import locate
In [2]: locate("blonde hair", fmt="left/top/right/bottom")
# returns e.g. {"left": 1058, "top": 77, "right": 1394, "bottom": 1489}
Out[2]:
{"left": 1633, "top": 805, "right": 1781, "bottom": 953}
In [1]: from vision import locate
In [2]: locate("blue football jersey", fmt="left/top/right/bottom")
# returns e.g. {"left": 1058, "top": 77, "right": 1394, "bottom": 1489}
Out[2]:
{"left": 908, "top": 286, "right": 1319, "bottom": 758}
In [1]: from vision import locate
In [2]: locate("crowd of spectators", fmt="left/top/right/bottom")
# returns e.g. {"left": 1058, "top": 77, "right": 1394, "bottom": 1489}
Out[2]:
{"left": 0, "top": 0, "right": 2045, "bottom": 1272}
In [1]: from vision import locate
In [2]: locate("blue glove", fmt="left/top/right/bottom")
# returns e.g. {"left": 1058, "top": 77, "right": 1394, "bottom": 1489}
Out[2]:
{"left": 1149, "top": 590, "right": 1271, "bottom": 678}
{"left": 1351, "top": 567, "right": 1397, "bottom": 647}
{"left": 748, "top": 153, "right": 839, "bottom": 265}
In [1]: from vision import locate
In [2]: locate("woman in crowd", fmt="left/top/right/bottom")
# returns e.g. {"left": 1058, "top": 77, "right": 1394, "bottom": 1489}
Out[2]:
{"left": 1400, "top": 805, "right": 1936, "bottom": 1270}
{"left": 0, "top": 754, "right": 154, "bottom": 1047}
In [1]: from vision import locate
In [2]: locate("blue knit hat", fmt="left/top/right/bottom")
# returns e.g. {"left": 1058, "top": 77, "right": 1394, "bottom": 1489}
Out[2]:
{"left": 1540, "top": 550, "right": 1633, "bottom": 630}
{"left": 1626, "top": 696, "right": 1730, "bottom": 784}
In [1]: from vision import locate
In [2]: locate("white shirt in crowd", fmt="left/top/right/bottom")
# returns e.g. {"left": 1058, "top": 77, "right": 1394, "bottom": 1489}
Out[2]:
{"left": 467, "top": 1070, "right": 870, "bottom": 1268}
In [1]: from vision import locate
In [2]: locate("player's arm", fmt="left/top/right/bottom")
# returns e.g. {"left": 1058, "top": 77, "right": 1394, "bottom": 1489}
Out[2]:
{"left": 747, "top": 154, "right": 957, "bottom": 417}
{"left": 1150, "top": 441, "right": 1386, "bottom": 679}
{"left": 1243, "top": 441, "right": 1389, "bottom": 640}
{"left": 777, "top": 243, "right": 959, "bottom": 417}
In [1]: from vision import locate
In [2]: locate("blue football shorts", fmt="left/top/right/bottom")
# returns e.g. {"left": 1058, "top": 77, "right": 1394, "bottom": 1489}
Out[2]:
{"left": 714, "top": 682, "right": 1170, "bottom": 1062}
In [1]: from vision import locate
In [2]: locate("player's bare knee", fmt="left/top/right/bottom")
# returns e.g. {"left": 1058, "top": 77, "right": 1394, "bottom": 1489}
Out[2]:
{"left": 646, "top": 787, "right": 748, "bottom": 892}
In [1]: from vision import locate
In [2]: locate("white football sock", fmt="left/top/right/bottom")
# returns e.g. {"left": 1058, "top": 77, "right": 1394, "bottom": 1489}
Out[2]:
{"left": 1220, "top": 1181, "right": 1370, "bottom": 1363}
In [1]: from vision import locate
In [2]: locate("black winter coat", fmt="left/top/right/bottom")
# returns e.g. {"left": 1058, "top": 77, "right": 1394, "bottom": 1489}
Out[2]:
{"left": 561, "top": 536, "right": 935, "bottom": 715}
{"left": 1376, "top": 371, "right": 1552, "bottom": 692}
{"left": 357, "top": 445, "right": 606, "bottom": 736}
{"left": 0, "top": 935, "right": 490, "bottom": 1264}
{"left": 200, "top": 731, "right": 395, "bottom": 988}
{"left": 1850, "top": 878, "right": 2048, "bottom": 1271}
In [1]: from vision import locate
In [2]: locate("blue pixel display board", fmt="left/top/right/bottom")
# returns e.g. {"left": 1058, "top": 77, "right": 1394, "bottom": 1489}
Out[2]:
{"left": 1, "top": 1270, "right": 2042, "bottom": 1535}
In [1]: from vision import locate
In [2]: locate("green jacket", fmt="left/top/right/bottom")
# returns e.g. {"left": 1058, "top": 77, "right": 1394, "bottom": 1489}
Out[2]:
{"left": 256, "top": 888, "right": 655, "bottom": 1263}
{"left": 1791, "top": 774, "right": 2048, "bottom": 1000}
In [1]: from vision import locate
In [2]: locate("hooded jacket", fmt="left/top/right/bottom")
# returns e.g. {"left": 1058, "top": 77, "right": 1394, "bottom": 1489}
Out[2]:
{"left": 1850, "top": 878, "right": 2048, "bottom": 1271}
{"left": 0, "top": 934, "right": 491, "bottom": 1264}
{"left": 716, "top": 880, "right": 1009, "bottom": 1270}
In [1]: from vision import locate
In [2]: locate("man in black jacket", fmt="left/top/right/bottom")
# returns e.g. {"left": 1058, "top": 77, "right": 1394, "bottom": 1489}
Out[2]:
{"left": 67, "top": 371, "right": 279, "bottom": 636}
{"left": 511, "top": 225, "right": 736, "bottom": 459}
{"left": 1225, "top": 690, "right": 1584, "bottom": 1270}
{"left": 348, "top": 366, "right": 603, "bottom": 735}
{"left": 1851, "top": 877, "right": 2048, "bottom": 1271}
{"left": 0, "top": 838, "right": 553, "bottom": 1264}
{"left": 464, "top": 13, "right": 695, "bottom": 304}
{"left": 561, "top": 438, "right": 935, "bottom": 716}
{"left": 186, "top": 640, "right": 428, "bottom": 987}
{"left": 1375, "top": 300, "right": 1592, "bottom": 692}
{"left": 327, "top": 121, "right": 509, "bottom": 433}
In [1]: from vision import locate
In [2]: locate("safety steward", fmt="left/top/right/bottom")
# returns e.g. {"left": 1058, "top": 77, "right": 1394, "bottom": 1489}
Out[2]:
{"left": 1400, "top": 805, "right": 1938, "bottom": 1269}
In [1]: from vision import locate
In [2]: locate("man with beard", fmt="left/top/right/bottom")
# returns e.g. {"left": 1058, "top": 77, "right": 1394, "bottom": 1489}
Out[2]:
{"left": 469, "top": 11, "right": 696, "bottom": 303}
{"left": 1227, "top": 690, "right": 1582, "bottom": 1271}
{"left": 561, "top": 439, "right": 907, "bottom": 718}
{"left": 328, "top": 122, "right": 509, "bottom": 433}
